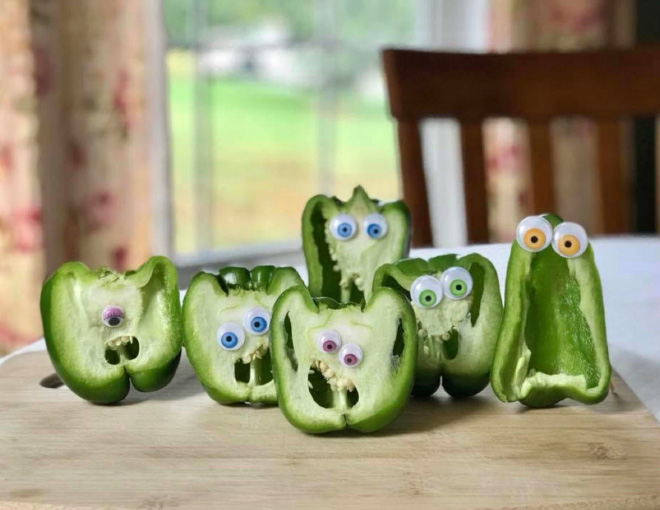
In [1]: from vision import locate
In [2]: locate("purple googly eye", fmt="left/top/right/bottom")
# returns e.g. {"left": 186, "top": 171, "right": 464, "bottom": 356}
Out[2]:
{"left": 316, "top": 330, "right": 342, "bottom": 354}
{"left": 102, "top": 305, "right": 124, "bottom": 328}
{"left": 338, "top": 344, "right": 363, "bottom": 368}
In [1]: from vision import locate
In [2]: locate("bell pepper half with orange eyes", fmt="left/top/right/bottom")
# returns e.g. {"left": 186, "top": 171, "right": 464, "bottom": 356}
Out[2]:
{"left": 491, "top": 214, "right": 611, "bottom": 408}
{"left": 40, "top": 256, "right": 183, "bottom": 404}
{"left": 270, "top": 285, "right": 418, "bottom": 433}
{"left": 302, "top": 185, "right": 411, "bottom": 303}
{"left": 183, "top": 266, "right": 303, "bottom": 405}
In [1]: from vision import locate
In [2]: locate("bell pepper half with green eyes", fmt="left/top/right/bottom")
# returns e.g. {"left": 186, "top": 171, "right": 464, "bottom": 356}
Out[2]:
{"left": 491, "top": 214, "right": 611, "bottom": 408}
{"left": 40, "top": 256, "right": 183, "bottom": 404}
{"left": 373, "top": 253, "right": 502, "bottom": 398}
{"left": 271, "top": 285, "right": 418, "bottom": 433}
{"left": 183, "top": 266, "right": 303, "bottom": 405}
{"left": 302, "top": 185, "right": 411, "bottom": 303}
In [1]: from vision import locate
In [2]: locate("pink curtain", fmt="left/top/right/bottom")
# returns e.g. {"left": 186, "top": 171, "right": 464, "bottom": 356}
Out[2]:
{"left": 486, "top": 0, "right": 633, "bottom": 241}
{"left": 0, "top": 0, "right": 156, "bottom": 354}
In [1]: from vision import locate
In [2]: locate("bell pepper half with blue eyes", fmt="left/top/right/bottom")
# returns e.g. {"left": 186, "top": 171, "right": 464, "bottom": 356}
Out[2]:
{"left": 491, "top": 214, "right": 611, "bottom": 408}
{"left": 270, "top": 285, "right": 418, "bottom": 433}
{"left": 302, "top": 185, "right": 411, "bottom": 302}
{"left": 373, "top": 254, "right": 502, "bottom": 398}
{"left": 40, "top": 256, "right": 183, "bottom": 404}
{"left": 183, "top": 265, "right": 304, "bottom": 405}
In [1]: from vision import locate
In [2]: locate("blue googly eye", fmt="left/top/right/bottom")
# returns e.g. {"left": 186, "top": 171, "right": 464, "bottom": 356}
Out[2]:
{"left": 329, "top": 214, "right": 357, "bottom": 241}
{"left": 364, "top": 213, "right": 388, "bottom": 239}
{"left": 217, "top": 322, "right": 245, "bottom": 351}
{"left": 244, "top": 307, "right": 270, "bottom": 335}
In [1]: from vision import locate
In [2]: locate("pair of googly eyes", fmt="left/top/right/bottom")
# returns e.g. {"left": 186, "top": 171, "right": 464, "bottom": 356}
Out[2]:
{"left": 316, "top": 330, "right": 363, "bottom": 368}
{"left": 516, "top": 216, "right": 588, "bottom": 258}
{"left": 410, "top": 267, "right": 473, "bottom": 309}
{"left": 101, "top": 305, "right": 124, "bottom": 327}
{"left": 329, "top": 213, "right": 388, "bottom": 241}
{"left": 216, "top": 307, "right": 271, "bottom": 351}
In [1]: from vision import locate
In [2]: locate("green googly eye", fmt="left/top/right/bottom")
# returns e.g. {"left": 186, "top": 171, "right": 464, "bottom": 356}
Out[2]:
{"left": 449, "top": 279, "right": 468, "bottom": 298}
{"left": 441, "top": 267, "right": 473, "bottom": 300}
{"left": 411, "top": 275, "right": 443, "bottom": 308}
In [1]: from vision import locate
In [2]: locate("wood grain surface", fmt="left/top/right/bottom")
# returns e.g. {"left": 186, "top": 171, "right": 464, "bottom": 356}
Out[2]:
{"left": 2, "top": 351, "right": 660, "bottom": 510}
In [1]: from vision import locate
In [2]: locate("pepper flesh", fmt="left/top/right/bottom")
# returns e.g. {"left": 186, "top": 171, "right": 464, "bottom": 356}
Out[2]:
{"left": 271, "top": 285, "right": 417, "bottom": 433}
{"left": 302, "top": 185, "right": 410, "bottom": 302}
{"left": 40, "top": 256, "right": 183, "bottom": 404}
{"left": 373, "top": 253, "right": 502, "bottom": 398}
{"left": 491, "top": 214, "right": 611, "bottom": 407}
{"left": 183, "top": 266, "right": 303, "bottom": 405}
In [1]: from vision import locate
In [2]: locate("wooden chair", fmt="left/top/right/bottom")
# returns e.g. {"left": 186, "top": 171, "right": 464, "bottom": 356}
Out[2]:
{"left": 382, "top": 45, "right": 660, "bottom": 246}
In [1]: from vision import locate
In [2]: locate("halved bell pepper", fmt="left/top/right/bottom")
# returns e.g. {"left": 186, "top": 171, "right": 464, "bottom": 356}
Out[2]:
{"left": 373, "top": 253, "right": 502, "bottom": 398}
{"left": 491, "top": 214, "right": 611, "bottom": 407}
{"left": 302, "top": 185, "right": 410, "bottom": 302}
{"left": 183, "top": 266, "right": 303, "bottom": 405}
{"left": 270, "top": 285, "right": 418, "bottom": 433}
{"left": 40, "top": 256, "right": 183, "bottom": 404}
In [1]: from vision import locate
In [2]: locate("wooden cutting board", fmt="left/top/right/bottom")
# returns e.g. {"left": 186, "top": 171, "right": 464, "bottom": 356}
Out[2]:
{"left": 2, "top": 351, "right": 660, "bottom": 510}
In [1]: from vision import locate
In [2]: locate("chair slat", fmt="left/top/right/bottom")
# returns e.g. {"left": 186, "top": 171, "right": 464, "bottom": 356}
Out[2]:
{"left": 460, "top": 121, "right": 489, "bottom": 243}
{"left": 528, "top": 121, "right": 555, "bottom": 214}
{"left": 597, "top": 119, "right": 627, "bottom": 233}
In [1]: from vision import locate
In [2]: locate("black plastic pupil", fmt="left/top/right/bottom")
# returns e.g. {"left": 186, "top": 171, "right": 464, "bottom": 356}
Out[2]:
{"left": 565, "top": 240, "right": 572, "bottom": 248}
{"left": 108, "top": 317, "right": 120, "bottom": 326}
{"left": 456, "top": 285, "right": 462, "bottom": 290}
{"left": 425, "top": 296, "right": 431, "bottom": 301}
{"left": 530, "top": 235, "right": 538, "bottom": 244}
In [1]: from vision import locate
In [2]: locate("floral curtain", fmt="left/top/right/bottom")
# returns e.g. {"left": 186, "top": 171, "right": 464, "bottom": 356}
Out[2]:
{"left": 486, "top": 0, "right": 633, "bottom": 241}
{"left": 0, "top": 0, "right": 155, "bottom": 354}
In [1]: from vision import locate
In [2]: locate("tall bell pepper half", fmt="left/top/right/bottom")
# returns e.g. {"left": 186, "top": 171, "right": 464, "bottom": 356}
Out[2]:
{"left": 302, "top": 185, "right": 410, "bottom": 303}
{"left": 40, "top": 256, "right": 183, "bottom": 404}
{"left": 270, "top": 285, "right": 418, "bottom": 433}
{"left": 183, "top": 266, "right": 303, "bottom": 405}
{"left": 373, "top": 253, "right": 502, "bottom": 398}
{"left": 491, "top": 214, "right": 611, "bottom": 407}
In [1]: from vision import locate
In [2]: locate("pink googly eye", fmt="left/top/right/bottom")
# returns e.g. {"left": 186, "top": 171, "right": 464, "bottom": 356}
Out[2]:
{"left": 101, "top": 305, "right": 124, "bottom": 327}
{"left": 338, "top": 344, "right": 363, "bottom": 368}
{"left": 316, "top": 330, "right": 342, "bottom": 354}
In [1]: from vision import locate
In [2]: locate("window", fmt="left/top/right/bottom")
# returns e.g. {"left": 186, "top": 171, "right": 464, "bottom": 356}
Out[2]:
{"left": 163, "top": 0, "right": 415, "bottom": 259}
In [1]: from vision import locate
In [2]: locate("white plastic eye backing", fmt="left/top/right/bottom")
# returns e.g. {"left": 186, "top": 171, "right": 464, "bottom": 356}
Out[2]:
{"left": 316, "top": 330, "right": 342, "bottom": 354}
{"left": 338, "top": 343, "right": 363, "bottom": 368}
{"left": 516, "top": 215, "right": 553, "bottom": 253}
{"left": 217, "top": 322, "right": 246, "bottom": 351}
{"left": 244, "top": 307, "right": 270, "bottom": 335}
{"left": 102, "top": 305, "right": 124, "bottom": 327}
{"left": 363, "top": 213, "right": 388, "bottom": 239}
{"left": 441, "top": 267, "right": 473, "bottom": 300}
{"left": 552, "top": 222, "right": 588, "bottom": 258}
{"left": 329, "top": 214, "right": 357, "bottom": 240}
{"left": 410, "top": 275, "right": 443, "bottom": 309}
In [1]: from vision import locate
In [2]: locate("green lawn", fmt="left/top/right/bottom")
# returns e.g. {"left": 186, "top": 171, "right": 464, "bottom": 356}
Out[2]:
{"left": 167, "top": 51, "right": 399, "bottom": 253}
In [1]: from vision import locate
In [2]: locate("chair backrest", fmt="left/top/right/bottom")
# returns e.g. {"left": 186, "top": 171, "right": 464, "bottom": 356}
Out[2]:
{"left": 382, "top": 45, "right": 660, "bottom": 246}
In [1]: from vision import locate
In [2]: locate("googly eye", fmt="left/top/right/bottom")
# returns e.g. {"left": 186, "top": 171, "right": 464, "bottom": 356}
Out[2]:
{"left": 441, "top": 267, "right": 473, "bottom": 300}
{"left": 244, "top": 307, "right": 270, "bottom": 335}
{"left": 516, "top": 216, "right": 553, "bottom": 252}
{"left": 363, "top": 213, "right": 388, "bottom": 239}
{"left": 329, "top": 214, "right": 357, "bottom": 240}
{"left": 102, "top": 305, "right": 124, "bottom": 327}
{"left": 217, "top": 322, "right": 245, "bottom": 351}
{"left": 410, "top": 275, "right": 443, "bottom": 308}
{"left": 338, "top": 343, "right": 363, "bottom": 368}
{"left": 552, "top": 222, "right": 588, "bottom": 258}
{"left": 316, "top": 330, "right": 342, "bottom": 354}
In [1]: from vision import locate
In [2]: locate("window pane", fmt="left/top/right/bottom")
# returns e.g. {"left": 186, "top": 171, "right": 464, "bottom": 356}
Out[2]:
{"left": 336, "top": 0, "right": 415, "bottom": 46}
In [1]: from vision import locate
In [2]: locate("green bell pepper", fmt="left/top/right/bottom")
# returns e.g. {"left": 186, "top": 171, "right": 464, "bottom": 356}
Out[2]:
{"left": 270, "top": 285, "right": 418, "bottom": 433}
{"left": 40, "top": 256, "right": 183, "bottom": 404}
{"left": 491, "top": 214, "right": 611, "bottom": 407}
{"left": 373, "top": 253, "right": 503, "bottom": 398}
{"left": 302, "top": 185, "right": 410, "bottom": 303}
{"left": 183, "top": 266, "right": 303, "bottom": 405}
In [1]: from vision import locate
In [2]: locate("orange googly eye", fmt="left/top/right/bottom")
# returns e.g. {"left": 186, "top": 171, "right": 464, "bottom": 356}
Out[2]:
{"left": 552, "top": 222, "right": 588, "bottom": 258}
{"left": 516, "top": 216, "right": 552, "bottom": 253}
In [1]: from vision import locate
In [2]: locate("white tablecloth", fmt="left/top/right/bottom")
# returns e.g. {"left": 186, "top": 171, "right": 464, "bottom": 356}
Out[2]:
{"left": 3, "top": 237, "right": 659, "bottom": 419}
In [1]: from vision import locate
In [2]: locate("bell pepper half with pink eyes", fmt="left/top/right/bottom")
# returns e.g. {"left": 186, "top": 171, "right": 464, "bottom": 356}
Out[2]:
{"left": 270, "top": 285, "right": 418, "bottom": 433}
{"left": 183, "top": 266, "right": 304, "bottom": 405}
{"left": 302, "top": 185, "right": 411, "bottom": 303}
{"left": 491, "top": 214, "right": 611, "bottom": 408}
{"left": 40, "top": 256, "right": 183, "bottom": 404}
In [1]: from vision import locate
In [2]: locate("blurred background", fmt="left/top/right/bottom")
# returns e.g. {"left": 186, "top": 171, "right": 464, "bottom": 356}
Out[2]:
{"left": 0, "top": 0, "right": 657, "bottom": 354}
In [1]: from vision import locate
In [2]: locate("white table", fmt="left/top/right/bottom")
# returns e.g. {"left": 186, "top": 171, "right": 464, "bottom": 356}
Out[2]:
{"left": 3, "top": 237, "right": 659, "bottom": 419}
